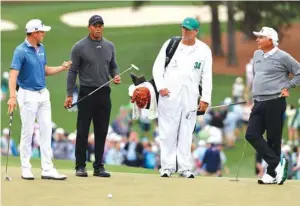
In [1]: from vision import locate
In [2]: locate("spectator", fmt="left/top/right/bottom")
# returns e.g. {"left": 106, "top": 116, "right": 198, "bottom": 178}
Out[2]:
{"left": 123, "top": 131, "right": 144, "bottom": 167}
{"left": 245, "top": 58, "right": 254, "bottom": 101}
{"left": 223, "top": 104, "right": 239, "bottom": 148}
{"left": 199, "top": 142, "right": 222, "bottom": 176}
{"left": 139, "top": 111, "right": 152, "bottom": 138}
{"left": 67, "top": 132, "right": 76, "bottom": 161}
{"left": 217, "top": 143, "right": 229, "bottom": 176}
{"left": 232, "top": 77, "right": 245, "bottom": 102}
{"left": 143, "top": 142, "right": 157, "bottom": 169}
{"left": 105, "top": 135, "right": 123, "bottom": 165}
{"left": 1, "top": 72, "right": 9, "bottom": 101}
{"left": 242, "top": 100, "right": 253, "bottom": 134}
{"left": 193, "top": 140, "right": 207, "bottom": 174}
{"left": 52, "top": 128, "right": 73, "bottom": 160}
{"left": 0, "top": 128, "right": 18, "bottom": 156}
{"left": 111, "top": 108, "right": 131, "bottom": 137}
{"left": 292, "top": 146, "right": 300, "bottom": 179}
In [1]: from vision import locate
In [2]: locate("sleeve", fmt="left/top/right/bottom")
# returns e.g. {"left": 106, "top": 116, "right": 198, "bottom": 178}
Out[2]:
{"left": 67, "top": 43, "right": 80, "bottom": 96}
{"left": 109, "top": 43, "right": 119, "bottom": 78}
{"left": 200, "top": 47, "right": 213, "bottom": 104}
{"left": 152, "top": 40, "right": 170, "bottom": 92}
{"left": 283, "top": 54, "right": 300, "bottom": 89}
{"left": 10, "top": 48, "right": 24, "bottom": 71}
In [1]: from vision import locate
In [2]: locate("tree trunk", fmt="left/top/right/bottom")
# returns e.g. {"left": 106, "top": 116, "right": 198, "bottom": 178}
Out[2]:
{"left": 210, "top": 2, "right": 224, "bottom": 56}
{"left": 227, "top": 1, "right": 238, "bottom": 66}
{"left": 242, "top": 3, "right": 261, "bottom": 40}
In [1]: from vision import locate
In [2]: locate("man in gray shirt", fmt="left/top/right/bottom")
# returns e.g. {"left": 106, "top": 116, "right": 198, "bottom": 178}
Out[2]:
{"left": 64, "top": 15, "right": 121, "bottom": 177}
{"left": 246, "top": 27, "right": 300, "bottom": 185}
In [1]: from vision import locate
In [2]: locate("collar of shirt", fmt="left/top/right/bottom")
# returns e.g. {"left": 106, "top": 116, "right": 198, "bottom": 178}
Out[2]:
{"left": 178, "top": 40, "right": 199, "bottom": 54}
{"left": 24, "top": 39, "right": 41, "bottom": 53}
{"left": 263, "top": 47, "right": 278, "bottom": 59}
{"left": 24, "top": 39, "right": 41, "bottom": 47}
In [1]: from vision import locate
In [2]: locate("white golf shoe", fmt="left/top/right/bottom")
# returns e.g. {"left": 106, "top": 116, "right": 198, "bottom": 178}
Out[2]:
{"left": 21, "top": 168, "right": 34, "bottom": 180}
{"left": 41, "top": 168, "right": 67, "bottom": 180}
{"left": 275, "top": 157, "right": 288, "bottom": 185}
{"left": 160, "top": 169, "right": 171, "bottom": 177}
{"left": 258, "top": 173, "right": 276, "bottom": 184}
{"left": 179, "top": 170, "right": 195, "bottom": 178}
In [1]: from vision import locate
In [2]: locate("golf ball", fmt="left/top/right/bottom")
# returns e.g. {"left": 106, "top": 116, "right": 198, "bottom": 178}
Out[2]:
{"left": 108, "top": 194, "right": 112, "bottom": 198}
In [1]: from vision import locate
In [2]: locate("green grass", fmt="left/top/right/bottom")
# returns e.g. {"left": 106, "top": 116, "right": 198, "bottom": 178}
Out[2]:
{"left": 1, "top": 2, "right": 300, "bottom": 179}
{"left": 1, "top": 156, "right": 157, "bottom": 174}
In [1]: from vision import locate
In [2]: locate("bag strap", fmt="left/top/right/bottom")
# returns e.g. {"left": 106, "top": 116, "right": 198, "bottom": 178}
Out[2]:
{"left": 165, "top": 36, "right": 182, "bottom": 68}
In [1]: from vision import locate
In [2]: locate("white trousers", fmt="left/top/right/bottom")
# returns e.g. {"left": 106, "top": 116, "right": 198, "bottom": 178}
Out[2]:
{"left": 158, "top": 88, "right": 197, "bottom": 173}
{"left": 17, "top": 87, "right": 53, "bottom": 171}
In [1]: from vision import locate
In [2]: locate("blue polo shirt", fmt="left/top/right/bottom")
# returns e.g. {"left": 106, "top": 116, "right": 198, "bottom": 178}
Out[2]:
{"left": 10, "top": 39, "right": 47, "bottom": 91}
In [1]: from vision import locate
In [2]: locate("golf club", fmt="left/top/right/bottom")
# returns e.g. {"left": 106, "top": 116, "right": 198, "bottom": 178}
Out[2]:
{"left": 4, "top": 112, "right": 14, "bottom": 181}
{"left": 230, "top": 139, "right": 247, "bottom": 182}
{"left": 186, "top": 101, "right": 247, "bottom": 119}
{"left": 69, "top": 64, "right": 140, "bottom": 108}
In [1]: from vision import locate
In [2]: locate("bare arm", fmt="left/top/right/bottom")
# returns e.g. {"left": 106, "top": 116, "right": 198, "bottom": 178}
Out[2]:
{"left": 45, "top": 61, "right": 72, "bottom": 76}
{"left": 8, "top": 69, "right": 19, "bottom": 98}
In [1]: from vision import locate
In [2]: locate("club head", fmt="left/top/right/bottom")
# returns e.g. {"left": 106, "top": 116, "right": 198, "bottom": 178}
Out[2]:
{"left": 5, "top": 176, "right": 12, "bottom": 181}
{"left": 131, "top": 64, "right": 139, "bottom": 71}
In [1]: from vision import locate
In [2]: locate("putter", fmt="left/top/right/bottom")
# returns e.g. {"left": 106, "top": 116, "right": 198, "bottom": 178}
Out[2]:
{"left": 4, "top": 112, "right": 14, "bottom": 181}
{"left": 230, "top": 139, "right": 247, "bottom": 182}
{"left": 186, "top": 101, "right": 247, "bottom": 119}
{"left": 69, "top": 64, "right": 139, "bottom": 108}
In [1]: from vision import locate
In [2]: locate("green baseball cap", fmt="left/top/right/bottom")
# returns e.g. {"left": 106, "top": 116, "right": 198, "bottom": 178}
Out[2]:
{"left": 181, "top": 17, "right": 200, "bottom": 30}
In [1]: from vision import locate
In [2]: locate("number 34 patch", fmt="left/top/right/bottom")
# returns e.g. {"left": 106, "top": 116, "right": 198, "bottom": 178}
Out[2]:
{"left": 194, "top": 61, "right": 202, "bottom": 69}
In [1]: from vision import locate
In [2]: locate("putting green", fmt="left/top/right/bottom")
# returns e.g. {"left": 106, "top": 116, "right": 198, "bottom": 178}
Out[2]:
{"left": 2, "top": 167, "right": 299, "bottom": 206}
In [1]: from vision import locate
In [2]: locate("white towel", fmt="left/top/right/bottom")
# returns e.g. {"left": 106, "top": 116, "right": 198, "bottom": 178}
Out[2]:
{"left": 129, "top": 82, "right": 158, "bottom": 120}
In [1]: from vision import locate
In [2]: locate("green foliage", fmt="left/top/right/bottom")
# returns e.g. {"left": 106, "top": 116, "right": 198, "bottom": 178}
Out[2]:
{"left": 236, "top": 2, "right": 300, "bottom": 40}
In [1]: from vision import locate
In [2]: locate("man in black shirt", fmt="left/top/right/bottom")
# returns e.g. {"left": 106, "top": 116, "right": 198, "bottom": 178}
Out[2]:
{"left": 64, "top": 15, "right": 121, "bottom": 177}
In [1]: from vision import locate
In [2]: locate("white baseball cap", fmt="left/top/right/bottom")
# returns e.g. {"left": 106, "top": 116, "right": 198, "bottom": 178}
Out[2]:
{"left": 25, "top": 19, "right": 51, "bottom": 33}
{"left": 253, "top": 27, "right": 278, "bottom": 42}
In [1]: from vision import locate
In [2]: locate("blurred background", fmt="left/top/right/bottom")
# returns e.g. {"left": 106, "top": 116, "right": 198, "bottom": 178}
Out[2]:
{"left": 1, "top": 1, "right": 300, "bottom": 179}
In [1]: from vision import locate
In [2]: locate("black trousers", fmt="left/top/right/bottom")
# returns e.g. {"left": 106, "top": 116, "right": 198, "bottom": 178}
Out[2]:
{"left": 75, "top": 86, "right": 111, "bottom": 170}
{"left": 245, "top": 97, "right": 286, "bottom": 177}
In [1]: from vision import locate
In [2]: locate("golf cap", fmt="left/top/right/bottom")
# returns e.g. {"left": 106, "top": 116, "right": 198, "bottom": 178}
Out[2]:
{"left": 181, "top": 17, "right": 199, "bottom": 30}
{"left": 253, "top": 27, "right": 278, "bottom": 42}
{"left": 25, "top": 19, "right": 51, "bottom": 33}
{"left": 89, "top": 15, "right": 104, "bottom": 26}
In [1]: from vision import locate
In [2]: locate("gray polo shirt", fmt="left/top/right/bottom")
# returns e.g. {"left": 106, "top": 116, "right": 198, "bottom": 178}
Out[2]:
{"left": 252, "top": 48, "right": 300, "bottom": 101}
{"left": 67, "top": 36, "right": 119, "bottom": 96}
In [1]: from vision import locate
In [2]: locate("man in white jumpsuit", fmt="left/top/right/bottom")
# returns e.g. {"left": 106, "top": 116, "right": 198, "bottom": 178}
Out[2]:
{"left": 152, "top": 17, "right": 212, "bottom": 178}
{"left": 7, "top": 19, "right": 72, "bottom": 180}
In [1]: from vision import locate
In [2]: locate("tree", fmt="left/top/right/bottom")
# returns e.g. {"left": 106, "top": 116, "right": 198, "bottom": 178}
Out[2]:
{"left": 207, "top": 1, "right": 224, "bottom": 56}
{"left": 236, "top": 2, "right": 300, "bottom": 41}
{"left": 226, "top": 1, "right": 237, "bottom": 66}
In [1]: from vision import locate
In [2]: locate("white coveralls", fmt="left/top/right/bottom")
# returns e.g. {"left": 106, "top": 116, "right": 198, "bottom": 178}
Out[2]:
{"left": 153, "top": 39, "right": 212, "bottom": 173}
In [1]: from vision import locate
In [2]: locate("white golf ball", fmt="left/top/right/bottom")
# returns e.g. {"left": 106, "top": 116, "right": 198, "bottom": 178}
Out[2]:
{"left": 108, "top": 194, "right": 112, "bottom": 198}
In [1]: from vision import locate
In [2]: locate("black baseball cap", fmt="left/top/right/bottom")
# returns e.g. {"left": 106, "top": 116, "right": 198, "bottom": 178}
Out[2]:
{"left": 88, "top": 15, "right": 104, "bottom": 26}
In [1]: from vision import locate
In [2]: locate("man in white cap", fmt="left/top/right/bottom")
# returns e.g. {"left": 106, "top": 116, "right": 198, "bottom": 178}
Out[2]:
{"left": 7, "top": 19, "right": 72, "bottom": 180}
{"left": 245, "top": 26, "right": 300, "bottom": 185}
